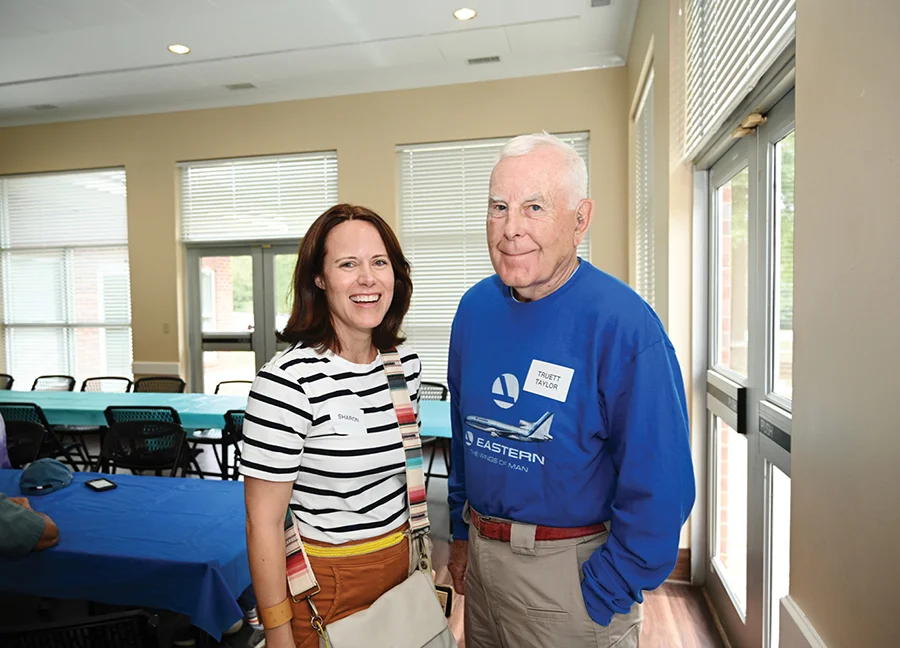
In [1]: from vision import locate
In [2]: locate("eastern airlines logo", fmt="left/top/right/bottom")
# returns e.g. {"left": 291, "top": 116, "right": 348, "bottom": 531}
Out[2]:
{"left": 492, "top": 373, "right": 519, "bottom": 409}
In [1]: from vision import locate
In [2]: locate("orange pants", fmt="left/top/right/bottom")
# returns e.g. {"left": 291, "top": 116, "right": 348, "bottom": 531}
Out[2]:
{"left": 289, "top": 527, "right": 410, "bottom": 648}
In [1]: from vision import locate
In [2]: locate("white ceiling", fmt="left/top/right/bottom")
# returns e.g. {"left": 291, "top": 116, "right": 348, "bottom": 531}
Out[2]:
{"left": 0, "top": 0, "right": 638, "bottom": 127}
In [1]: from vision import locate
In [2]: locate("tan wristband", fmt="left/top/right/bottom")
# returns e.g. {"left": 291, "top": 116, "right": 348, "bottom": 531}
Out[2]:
{"left": 260, "top": 597, "right": 294, "bottom": 630}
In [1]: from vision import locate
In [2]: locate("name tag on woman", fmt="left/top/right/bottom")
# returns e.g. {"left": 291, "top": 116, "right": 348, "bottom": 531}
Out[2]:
{"left": 326, "top": 401, "right": 367, "bottom": 436}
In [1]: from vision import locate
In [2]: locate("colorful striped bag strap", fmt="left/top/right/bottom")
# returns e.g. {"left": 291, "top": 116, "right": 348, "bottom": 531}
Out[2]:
{"left": 381, "top": 347, "right": 430, "bottom": 535}
{"left": 284, "top": 347, "right": 431, "bottom": 603}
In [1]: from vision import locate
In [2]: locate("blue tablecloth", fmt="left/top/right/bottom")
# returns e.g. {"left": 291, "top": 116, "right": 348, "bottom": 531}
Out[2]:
{"left": 0, "top": 391, "right": 247, "bottom": 430}
{"left": 420, "top": 400, "right": 451, "bottom": 439}
{"left": 0, "top": 470, "right": 251, "bottom": 639}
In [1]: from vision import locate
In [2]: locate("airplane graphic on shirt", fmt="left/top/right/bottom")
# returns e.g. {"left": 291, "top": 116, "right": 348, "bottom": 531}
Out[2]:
{"left": 464, "top": 412, "right": 554, "bottom": 443}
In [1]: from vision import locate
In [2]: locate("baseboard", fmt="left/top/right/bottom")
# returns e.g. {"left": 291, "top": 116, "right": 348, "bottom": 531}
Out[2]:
{"left": 132, "top": 361, "right": 182, "bottom": 377}
{"left": 666, "top": 548, "right": 691, "bottom": 583}
{"left": 701, "top": 587, "right": 733, "bottom": 648}
{"left": 780, "top": 596, "right": 828, "bottom": 648}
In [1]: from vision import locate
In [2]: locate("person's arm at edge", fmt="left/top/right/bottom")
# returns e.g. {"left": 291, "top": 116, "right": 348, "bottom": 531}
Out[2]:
{"left": 0, "top": 494, "right": 58, "bottom": 558}
{"left": 239, "top": 364, "right": 310, "bottom": 647}
{"left": 447, "top": 313, "right": 467, "bottom": 541}
{"left": 446, "top": 313, "right": 469, "bottom": 594}
{"left": 580, "top": 339, "right": 696, "bottom": 625}
{"left": 245, "top": 477, "right": 294, "bottom": 648}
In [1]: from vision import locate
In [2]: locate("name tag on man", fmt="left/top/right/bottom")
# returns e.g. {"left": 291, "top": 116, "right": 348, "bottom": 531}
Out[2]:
{"left": 523, "top": 359, "right": 574, "bottom": 403}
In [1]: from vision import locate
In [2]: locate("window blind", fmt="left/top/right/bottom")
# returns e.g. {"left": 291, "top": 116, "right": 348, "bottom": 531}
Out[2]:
{"left": 685, "top": 0, "right": 795, "bottom": 158}
{"left": 634, "top": 69, "right": 656, "bottom": 309}
{"left": 398, "top": 133, "right": 590, "bottom": 384}
{"left": 179, "top": 151, "right": 338, "bottom": 243}
{"left": 0, "top": 169, "right": 132, "bottom": 387}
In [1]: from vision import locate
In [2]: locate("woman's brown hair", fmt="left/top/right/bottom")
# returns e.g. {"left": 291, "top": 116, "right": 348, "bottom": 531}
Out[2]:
{"left": 278, "top": 203, "right": 412, "bottom": 354}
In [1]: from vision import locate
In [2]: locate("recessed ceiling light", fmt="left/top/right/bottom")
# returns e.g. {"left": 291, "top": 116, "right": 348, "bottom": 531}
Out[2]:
{"left": 168, "top": 44, "right": 190, "bottom": 55}
{"left": 453, "top": 8, "right": 477, "bottom": 21}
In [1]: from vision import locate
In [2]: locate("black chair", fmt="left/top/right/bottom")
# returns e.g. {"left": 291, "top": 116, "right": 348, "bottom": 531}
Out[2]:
{"left": 187, "top": 408, "right": 245, "bottom": 480}
{"left": 0, "top": 609, "right": 159, "bottom": 648}
{"left": 51, "top": 376, "right": 136, "bottom": 471}
{"left": 420, "top": 381, "right": 449, "bottom": 401}
{"left": 100, "top": 420, "right": 188, "bottom": 478}
{"left": 0, "top": 402, "right": 78, "bottom": 469}
{"left": 0, "top": 373, "right": 14, "bottom": 390}
{"left": 3, "top": 420, "right": 45, "bottom": 468}
{"left": 31, "top": 374, "right": 76, "bottom": 392}
{"left": 224, "top": 409, "right": 245, "bottom": 480}
{"left": 82, "top": 376, "right": 134, "bottom": 393}
{"left": 133, "top": 376, "right": 186, "bottom": 393}
{"left": 419, "top": 382, "right": 451, "bottom": 489}
{"left": 104, "top": 405, "right": 180, "bottom": 427}
{"left": 214, "top": 380, "right": 253, "bottom": 396}
{"left": 103, "top": 406, "right": 199, "bottom": 477}
{"left": 181, "top": 382, "right": 249, "bottom": 479}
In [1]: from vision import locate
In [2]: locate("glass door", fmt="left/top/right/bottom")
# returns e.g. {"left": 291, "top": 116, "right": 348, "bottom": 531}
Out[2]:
{"left": 705, "top": 90, "right": 794, "bottom": 648}
{"left": 186, "top": 242, "right": 298, "bottom": 393}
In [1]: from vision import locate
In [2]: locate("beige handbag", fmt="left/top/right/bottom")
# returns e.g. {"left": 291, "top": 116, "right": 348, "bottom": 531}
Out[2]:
{"left": 284, "top": 348, "right": 457, "bottom": 648}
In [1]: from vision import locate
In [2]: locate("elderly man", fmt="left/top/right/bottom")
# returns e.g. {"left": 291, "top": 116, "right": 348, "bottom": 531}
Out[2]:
{"left": 446, "top": 133, "right": 695, "bottom": 647}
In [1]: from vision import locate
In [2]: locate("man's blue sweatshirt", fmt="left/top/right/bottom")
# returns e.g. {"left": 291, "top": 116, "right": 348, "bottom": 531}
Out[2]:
{"left": 447, "top": 261, "right": 695, "bottom": 626}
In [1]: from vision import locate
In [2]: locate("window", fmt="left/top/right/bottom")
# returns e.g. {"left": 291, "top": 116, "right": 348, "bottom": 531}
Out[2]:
{"left": 634, "top": 69, "right": 655, "bottom": 308}
{"left": 684, "top": 0, "right": 795, "bottom": 158}
{"left": 0, "top": 169, "right": 132, "bottom": 386}
{"left": 713, "top": 416, "right": 748, "bottom": 614}
{"left": 772, "top": 131, "right": 794, "bottom": 400}
{"left": 716, "top": 167, "right": 750, "bottom": 377}
{"left": 200, "top": 267, "right": 216, "bottom": 331}
{"left": 767, "top": 462, "right": 791, "bottom": 648}
{"left": 179, "top": 151, "right": 338, "bottom": 243}
{"left": 398, "top": 133, "right": 590, "bottom": 384}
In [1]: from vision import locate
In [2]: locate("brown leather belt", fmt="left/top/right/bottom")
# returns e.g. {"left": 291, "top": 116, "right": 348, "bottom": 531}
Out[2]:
{"left": 471, "top": 509, "right": 607, "bottom": 543}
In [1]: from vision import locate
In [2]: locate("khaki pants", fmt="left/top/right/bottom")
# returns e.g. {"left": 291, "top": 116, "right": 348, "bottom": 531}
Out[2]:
{"left": 464, "top": 507, "right": 643, "bottom": 648}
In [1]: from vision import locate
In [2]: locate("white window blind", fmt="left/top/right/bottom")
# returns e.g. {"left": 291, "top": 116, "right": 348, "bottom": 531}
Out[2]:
{"left": 398, "top": 133, "right": 590, "bottom": 384}
{"left": 685, "top": 0, "right": 795, "bottom": 158}
{"left": 179, "top": 151, "right": 338, "bottom": 242}
{"left": 635, "top": 70, "right": 656, "bottom": 309}
{"left": 0, "top": 169, "right": 132, "bottom": 388}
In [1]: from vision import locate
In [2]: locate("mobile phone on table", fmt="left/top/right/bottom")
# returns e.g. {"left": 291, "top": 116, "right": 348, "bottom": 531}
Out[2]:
{"left": 85, "top": 478, "right": 117, "bottom": 492}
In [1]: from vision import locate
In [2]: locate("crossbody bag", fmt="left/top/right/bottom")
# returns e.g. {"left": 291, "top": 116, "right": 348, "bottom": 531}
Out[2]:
{"left": 283, "top": 347, "right": 457, "bottom": 648}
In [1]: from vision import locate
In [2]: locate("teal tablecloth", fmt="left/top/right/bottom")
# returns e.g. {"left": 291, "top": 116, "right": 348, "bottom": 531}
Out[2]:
{"left": 0, "top": 391, "right": 451, "bottom": 437}
{"left": 420, "top": 400, "right": 451, "bottom": 439}
{"left": 0, "top": 392, "right": 246, "bottom": 430}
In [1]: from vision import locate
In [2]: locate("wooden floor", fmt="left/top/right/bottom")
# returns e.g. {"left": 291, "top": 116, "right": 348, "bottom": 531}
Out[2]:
{"left": 642, "top": 582, "right": 726, "bottom": 648}
{"left": 431, "top": 541, "right": 725, "bottom": 648}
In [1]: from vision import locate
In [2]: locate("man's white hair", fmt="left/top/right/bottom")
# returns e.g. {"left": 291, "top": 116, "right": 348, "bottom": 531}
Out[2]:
{"left": 494, "top": 132, "right": 588, "bottom": 208}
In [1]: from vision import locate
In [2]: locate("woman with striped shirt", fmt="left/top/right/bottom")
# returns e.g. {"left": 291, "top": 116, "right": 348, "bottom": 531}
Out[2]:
{"left": 241, "top": 204, "right": 423, "bottom": 648}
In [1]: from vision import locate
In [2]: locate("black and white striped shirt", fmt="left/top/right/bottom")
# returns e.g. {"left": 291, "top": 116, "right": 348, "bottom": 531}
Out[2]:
{"left": 240, "top": 342, "right": 421, "bottom": 544}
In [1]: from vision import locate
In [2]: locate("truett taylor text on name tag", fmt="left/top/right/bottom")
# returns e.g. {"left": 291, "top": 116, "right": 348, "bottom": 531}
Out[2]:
{"left": 524, "top": 360, "right": 575, "bottom": 403}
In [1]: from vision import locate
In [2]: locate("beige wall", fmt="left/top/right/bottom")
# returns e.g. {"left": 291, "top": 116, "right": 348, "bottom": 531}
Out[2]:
{"left": 790, "top": 1, "right": 900, "bottom": 646}
{"left": 0, "top": 69, "right": 627, "bottom": 375}
{"left": 626, "top": 0, "right": 694, "bottom": 550}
